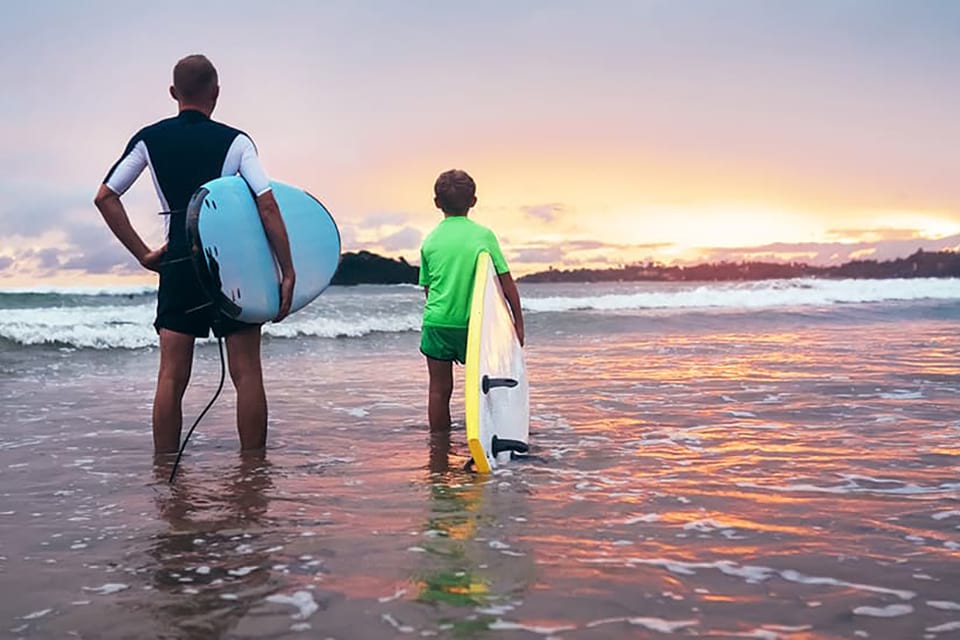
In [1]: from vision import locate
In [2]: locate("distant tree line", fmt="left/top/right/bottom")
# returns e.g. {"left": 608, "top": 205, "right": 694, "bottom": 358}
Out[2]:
{"left": 517, "top": 249, "right": 960, "bottom": 283}
{"left": 330, "top": 249, "right": 960, "bottom": 286}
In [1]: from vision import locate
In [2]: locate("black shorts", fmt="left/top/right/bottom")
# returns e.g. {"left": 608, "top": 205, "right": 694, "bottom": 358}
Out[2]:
{"left": 155, "top": 258, "right": 258, "bottom": 338}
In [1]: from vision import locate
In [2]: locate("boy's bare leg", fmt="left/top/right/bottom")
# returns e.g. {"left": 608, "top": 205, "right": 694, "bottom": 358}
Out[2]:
{"left": 225, "top": 325, "right": 268, "bottom": 450}
{"left": 154, "top": 329, "right": 196, "bottom": 454}
{"left": 428, "top": 428, "right": 451, "bottom": 473}
{"left": 426, "top": 357, "right": 454, "bottom": 432}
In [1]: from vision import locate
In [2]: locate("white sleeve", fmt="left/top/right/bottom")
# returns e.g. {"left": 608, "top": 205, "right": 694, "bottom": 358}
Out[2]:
{"left": 104, "top": 139, "right": 148, "bottom": 195}
{"left": 232, "top": 134, "right": 271, "bottom": 196}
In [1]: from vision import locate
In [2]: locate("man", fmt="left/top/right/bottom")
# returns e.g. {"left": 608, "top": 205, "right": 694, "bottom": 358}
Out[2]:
{"left": 94, "top": 54, "right": 295, "bottom": 454}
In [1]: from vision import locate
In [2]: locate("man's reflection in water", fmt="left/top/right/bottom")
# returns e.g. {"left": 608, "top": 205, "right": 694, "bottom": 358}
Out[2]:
{"left": 145, "top": 453, "right": 280, "bottom": 639}
{"left": 154, "top": 453, "right": 273, "bottom": 530}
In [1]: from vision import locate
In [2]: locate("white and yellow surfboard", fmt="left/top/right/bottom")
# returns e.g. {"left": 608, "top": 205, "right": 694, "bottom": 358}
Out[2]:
{"left": 464, "top": 251, "right": 529, "bottom": 473}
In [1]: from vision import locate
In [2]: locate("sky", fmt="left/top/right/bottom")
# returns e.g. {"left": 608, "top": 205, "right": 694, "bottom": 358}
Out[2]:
{"left": 1, "top": 0, "right": 959, "bottom": 285}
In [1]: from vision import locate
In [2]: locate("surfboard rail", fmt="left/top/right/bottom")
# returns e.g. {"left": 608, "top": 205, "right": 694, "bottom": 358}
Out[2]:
{"left": 464, "top": 252, "right": 492, "bottom": 472}
{"left": 465, "top": 251, "right": 529, "bottom": 473}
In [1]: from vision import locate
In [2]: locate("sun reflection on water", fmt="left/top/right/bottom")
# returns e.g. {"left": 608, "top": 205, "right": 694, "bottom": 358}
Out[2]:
{"left": 1, "top": 314, "right": 958, "bottom": 637}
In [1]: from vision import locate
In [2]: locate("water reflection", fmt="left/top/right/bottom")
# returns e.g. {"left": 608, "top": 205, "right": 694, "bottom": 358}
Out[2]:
{"left": 3, "top": 309, "right": 959, "bottom": 638}
{"left": 417, "top": 430, "right": 488, "bottom": 608}
{"left": 153, "top": 454, "right": 273, "bottom": 528}
{"left": 411, "top": 430, "right": 538, "bottom": 636}
{"left": 144, "top": 455, "right": 279, "bottom": 639}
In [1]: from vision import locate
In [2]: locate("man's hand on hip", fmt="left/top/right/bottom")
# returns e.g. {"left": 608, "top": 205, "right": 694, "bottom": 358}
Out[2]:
{"left": 140, "top": 243, "right": 168, "bottom": 272}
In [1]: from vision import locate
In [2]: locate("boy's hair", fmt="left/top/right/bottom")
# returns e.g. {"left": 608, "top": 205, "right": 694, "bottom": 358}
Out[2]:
{"left": 434, "top": 169, "right": 476, "bottom": 215}
{"left": 173, "top": 54, "right": 218, "bottom": 102}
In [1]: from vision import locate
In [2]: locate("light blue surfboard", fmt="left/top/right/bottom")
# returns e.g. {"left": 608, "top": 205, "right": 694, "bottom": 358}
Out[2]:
{"left": 186, "top": 177, "right": 340, "bottom": 323}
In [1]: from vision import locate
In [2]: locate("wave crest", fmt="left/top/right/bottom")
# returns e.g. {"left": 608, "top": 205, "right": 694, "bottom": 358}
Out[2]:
{"left": 523, "top": 278, "right": 960, "bottom": 313}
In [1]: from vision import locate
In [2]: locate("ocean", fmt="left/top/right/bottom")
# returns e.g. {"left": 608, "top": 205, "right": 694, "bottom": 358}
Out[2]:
{"left": 1, "top": 278, "right": 959, "bottom": 639}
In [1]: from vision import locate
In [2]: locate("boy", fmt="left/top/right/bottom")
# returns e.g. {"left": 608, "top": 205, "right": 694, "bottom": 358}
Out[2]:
{"left": 418, "top": 169, "right": 524, "bottom": 432}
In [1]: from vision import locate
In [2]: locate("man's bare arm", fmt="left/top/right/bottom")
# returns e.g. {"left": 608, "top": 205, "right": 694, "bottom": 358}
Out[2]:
{"left": 497, "top": 272, "right": 525, "bottom": 346}
{"left": 255, "top": 190, "right": 296, "bottom": 321}
{"left": 94, "top": 184, "right": 166, "bottom": 271}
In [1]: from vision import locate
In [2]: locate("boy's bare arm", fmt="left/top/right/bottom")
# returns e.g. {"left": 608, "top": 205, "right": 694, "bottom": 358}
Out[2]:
{"left": 255, "top": 190, "right": 296, "bottom": 321}
{"left": 497, "top": 272, "right": 525, "bottom": 346}
{"left": 94, "top": 184, "right": 166, "bottom": 271}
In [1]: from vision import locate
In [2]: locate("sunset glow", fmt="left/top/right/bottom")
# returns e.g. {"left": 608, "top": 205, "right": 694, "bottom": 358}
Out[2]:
{"left": 1, "top": 1, "right": 958, "bottom": 285}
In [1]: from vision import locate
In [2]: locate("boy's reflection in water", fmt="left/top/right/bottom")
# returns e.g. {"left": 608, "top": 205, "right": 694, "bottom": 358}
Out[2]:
{"left": 418, "top": 430, "right": 491, "bottom": 607}
{"left": 419, "top": 428, "right": 536, "bottom": 617}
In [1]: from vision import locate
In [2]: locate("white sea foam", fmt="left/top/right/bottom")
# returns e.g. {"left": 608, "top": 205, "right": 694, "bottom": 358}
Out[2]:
{"left": 580, "top": 557, "right": 915, "bottom": 599}
{"left": 780, "top": 570, "right": 915, "bottom": 600}
{"left": 3, "top": 276, "right": 956, "bottom": 349}
{"left": 377, "top": 588, "right": 407, "bottom": 603}
{"left": 264, "top": 313, "right": 421, "bottom": 339}
{"left": 488, "top": 620, "right": 577, "bottom": 634}
{"left": 0, "top": 304, "right": 157, "bottom": 349}
{"left": 683, "top": 518, "right": 738, "bottom": 533}
{"left": 585, "top": 617, "right": 698, "bottom": 633}
{"left": 0, "top": 304, "right": 421, "bottom": 349}
{"left": 852, "top": 604, "right": 914, "bottom": 617}
{"left": 522, "top": 278, "right": 960, "bottom": 313}
{"left": 932, "top": 510, "right": 960, "bottom": 521}
{"left": 624, "top": 513, "right": 661, "bottom": 524}
{"left": 737, "top": 479, "right": 960, "bottom": 496}
{"left": 83, "top": 583, "right": 129, "bottom": 595}
{"left": 380, "top": 613, "right": 415, "bottom": 633}
{"left": 21, "top": 608, "right": 53, "bottom": 620}
{"left": 0, "top": 284, "right": 156, "bottom": 296}
{"left": 266, "top": 591, "right": 318, "bottom": 620}
{"left": 737, "top": 625, "right": 813, "bottom": 640}
{"left": 878, "top": 390, "right": 923, "bottom": 400}
{"left": 738, "top": 631, "right": 780, "bottom": 640}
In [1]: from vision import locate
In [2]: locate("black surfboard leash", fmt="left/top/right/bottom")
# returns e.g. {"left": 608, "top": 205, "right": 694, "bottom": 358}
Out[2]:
{"left": 168, "top": 334, "right": 226, "bottom": 483}
{"left": 165, "top": 195, "right": 227, "bottom": 484}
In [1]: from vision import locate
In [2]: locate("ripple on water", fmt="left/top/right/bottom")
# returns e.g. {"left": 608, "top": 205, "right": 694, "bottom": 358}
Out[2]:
{"left": 2, "top": 310, "right": 959, "bottom": 637}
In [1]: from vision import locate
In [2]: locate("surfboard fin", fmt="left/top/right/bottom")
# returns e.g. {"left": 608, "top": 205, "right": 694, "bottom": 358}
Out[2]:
{"left": 482, "top": 375, "right": 519, "bottom": 394}
{"left": 491, "top": 435, "right": 528, "bottom": 456}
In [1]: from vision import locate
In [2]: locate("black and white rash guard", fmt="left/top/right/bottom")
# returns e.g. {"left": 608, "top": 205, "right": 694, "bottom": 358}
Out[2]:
{"left": 103, "top": 109, "right": 270, "bottom": 256}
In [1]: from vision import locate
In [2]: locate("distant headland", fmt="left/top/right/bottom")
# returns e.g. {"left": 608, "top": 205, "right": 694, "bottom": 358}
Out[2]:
{"left": 331, "top": 251, "right": 419, "bottom": 285}
{"left": 332, "top": 249, "right": 960, "bottom": 286}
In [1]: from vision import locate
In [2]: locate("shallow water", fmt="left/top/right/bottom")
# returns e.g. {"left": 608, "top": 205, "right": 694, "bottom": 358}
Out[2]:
{"left": 1, "top": 286, "right": 959, "bottom": 639}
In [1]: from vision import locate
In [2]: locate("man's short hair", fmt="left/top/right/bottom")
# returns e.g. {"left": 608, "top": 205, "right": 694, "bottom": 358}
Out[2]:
{"left": 434, "top": 169, "right": 476, "bottom": 215}
{"left": 173, "top": 54, "right": 218, "bottom": 102}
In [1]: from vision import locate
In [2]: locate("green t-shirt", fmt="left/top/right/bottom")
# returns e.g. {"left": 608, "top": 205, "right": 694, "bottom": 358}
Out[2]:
{"left": 419, "top": 216, "right": 510, "bottom": 328}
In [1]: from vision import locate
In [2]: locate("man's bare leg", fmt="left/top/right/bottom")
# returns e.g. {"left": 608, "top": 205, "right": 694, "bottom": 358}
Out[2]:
{"left": 426, "top": 357, "right": 454, "bottom": 432}
{"left": 154, "top": 329, "right": 196, "bottom": 454}
{"left": 225, "top": 325, "right": 267, "bottom": 450}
